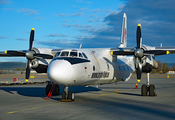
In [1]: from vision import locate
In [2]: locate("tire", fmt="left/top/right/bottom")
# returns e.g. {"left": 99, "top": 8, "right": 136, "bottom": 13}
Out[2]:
{"left": 45, "top": 84, "right": 51, "bottom": 95}
{"left": 68, "top": 91, "right": 74, "bottom": 101}
{"left": 149, "top": 84, "right": 155, "bottom": 96}
{"left": 53, "top": 84, "right": 60, "bottom": 95}
{"left": 141, "top": 84, "right": 147, "bottom": 96}
{"left": 62, "top": 91, "right": 67, "bottom": 99}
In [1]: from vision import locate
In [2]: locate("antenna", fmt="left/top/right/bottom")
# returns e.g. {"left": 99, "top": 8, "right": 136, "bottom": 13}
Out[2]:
{"left": 79, "top": 44, "right": 82, "bottom": 49}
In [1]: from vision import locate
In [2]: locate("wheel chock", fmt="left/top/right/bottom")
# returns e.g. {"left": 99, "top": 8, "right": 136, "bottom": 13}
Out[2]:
{"left": 135, "top": 83, "right": 138, "bottom": 89}
{"left": 61, "top": 99, "right": 72, "bottom": 102}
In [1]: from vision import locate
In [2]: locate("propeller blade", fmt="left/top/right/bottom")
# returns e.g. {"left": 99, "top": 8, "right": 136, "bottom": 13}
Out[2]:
{"left": 6, "top": 50, "right": 25, "bottom": 56}
{"left": 25, "top": 60, "right": 31, "bottom": 80}
{"left": 34, "top": 53, "right": 53, "bottom": 59}
{"left": 29, "top": 28, "right": 35, "bottom": 51}
{"left": 136, "top": 58, "right": 142, "bottom": 82}
{"left": 136, "top": 24, "right": 142, "bottom": 48}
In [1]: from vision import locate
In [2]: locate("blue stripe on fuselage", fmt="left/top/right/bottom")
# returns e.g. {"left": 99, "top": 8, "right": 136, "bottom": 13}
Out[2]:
{"left": 52, "top": 57, "right": 90, "bottom": 65}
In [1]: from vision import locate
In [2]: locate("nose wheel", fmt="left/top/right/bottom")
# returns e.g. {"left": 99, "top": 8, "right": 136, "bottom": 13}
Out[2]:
{"left": 141, "top": 73, "right": 156, "bottom": 96}
{"left": 62, "top": 87, "right": 74, "bottom": 101}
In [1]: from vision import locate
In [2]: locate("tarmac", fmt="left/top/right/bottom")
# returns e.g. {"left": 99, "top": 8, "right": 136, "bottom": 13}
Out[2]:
{"left": 0, "top": 74, "right": 175, "bottom": 120}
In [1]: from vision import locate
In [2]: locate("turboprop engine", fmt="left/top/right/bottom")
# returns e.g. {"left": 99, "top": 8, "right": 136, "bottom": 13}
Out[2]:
{"left": 135, "top": 45, "right": 158, "bottom": 73}
{"left": 30, "top": 47, "right": 53, "bottom": 73}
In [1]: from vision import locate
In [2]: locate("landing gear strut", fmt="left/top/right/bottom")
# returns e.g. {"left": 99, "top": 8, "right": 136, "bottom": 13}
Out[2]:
{"left": 62, "top": 86, "right": 74, "bottom": 101}
{"left": 141, "top": 73, "right": 156, "bottom": 96}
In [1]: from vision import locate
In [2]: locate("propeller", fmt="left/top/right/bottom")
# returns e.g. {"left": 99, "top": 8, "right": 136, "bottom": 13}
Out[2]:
{"left": 5, "top": 28, "right": 53, "bottom": 81}
{"left": 111, "top": 23, "right": 171, "bottom": 82}
{"left": 25, "top": 28, "right": 35, "bottom": 81}
{"left": 134, "top": 24, "right": 144, "bottom": 82}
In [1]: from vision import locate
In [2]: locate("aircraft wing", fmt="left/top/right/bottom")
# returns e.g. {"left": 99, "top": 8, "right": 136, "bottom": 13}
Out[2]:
{"left": 145, "top": 47, "right": 175, "bottom": 56}
{"left": 110, "top": 47, "right": 135, "bottom": 55}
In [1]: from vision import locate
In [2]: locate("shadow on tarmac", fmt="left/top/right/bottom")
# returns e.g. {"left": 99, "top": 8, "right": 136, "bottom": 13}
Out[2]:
{"left": 0, "top": 85, "right": 101, "bottom": 97}
{"left": 117, "top": 92, "right": 141, "bottom": 96}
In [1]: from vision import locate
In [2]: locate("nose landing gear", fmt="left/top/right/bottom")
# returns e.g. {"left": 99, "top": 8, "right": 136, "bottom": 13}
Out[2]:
{"left": 141, "top": 73, "right": 156, "bottom": 96}
{"left": 62, "top": 86, "right": 75, "bottom": 101}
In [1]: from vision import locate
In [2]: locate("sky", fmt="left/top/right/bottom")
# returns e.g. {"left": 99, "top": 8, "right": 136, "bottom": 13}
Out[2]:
{"left": 0, "top": 0, "right": 175, "bottom": 63}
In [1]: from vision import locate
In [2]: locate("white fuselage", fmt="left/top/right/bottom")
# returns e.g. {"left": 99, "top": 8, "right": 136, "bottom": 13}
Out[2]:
{"left": 47, "top": 48, "right": 135, "bottom": 87}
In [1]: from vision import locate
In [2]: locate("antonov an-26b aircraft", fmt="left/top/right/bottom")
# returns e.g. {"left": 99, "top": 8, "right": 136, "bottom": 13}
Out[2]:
{"left": 1, "top": 13, "right": 175, "bottom": 101}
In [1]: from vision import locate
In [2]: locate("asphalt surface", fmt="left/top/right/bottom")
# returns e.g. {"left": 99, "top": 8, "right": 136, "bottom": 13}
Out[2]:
{"left": 0, "top": 74, "right": 175, "bottom": 120}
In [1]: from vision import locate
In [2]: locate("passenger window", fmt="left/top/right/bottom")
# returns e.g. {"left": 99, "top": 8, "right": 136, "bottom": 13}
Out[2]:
{"left": 54, "top": 52, "right": 60, "bottom": 57}
{"left": 70, "top": 52, "right": 77, "bottom": 57}
{"left": 79, "top": 53, "right": 83, "bottom": 57}
{"left": 82, "top": 52, "right": 88, "bottom": 59}
{"left": 93, "top": 66, "right": 95, "bottom": 71}
{"left": 60, "top": 52, "right": 69, "bottom": 57}
{"left": 107, "top": 63, "right": 109, "bottom": 71}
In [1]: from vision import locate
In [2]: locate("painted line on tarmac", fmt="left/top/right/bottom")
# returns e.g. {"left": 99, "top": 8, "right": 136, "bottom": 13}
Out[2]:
{"left": 6, "top": 103, "right": 61, "bottom": 114}
{"left": 6, "top": 89, "right": 135, "bottom": 114}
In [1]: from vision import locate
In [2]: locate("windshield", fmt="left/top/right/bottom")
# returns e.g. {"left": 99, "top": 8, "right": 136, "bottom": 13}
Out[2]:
{"left": 82, "top": 52, "right": 88, "bottom": 59}
{"left": 54, "top": 52, "right": 60, "bottom": 57}
{"left": 60, "top": 52, "right": 69, "bottom": 57}
{"left": 70, "top": 52, "right": 77, "bottom": 57}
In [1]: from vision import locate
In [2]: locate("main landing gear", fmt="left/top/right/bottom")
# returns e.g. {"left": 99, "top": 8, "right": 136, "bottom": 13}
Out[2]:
{"left": 46, "top": 84, "right": 74, "bottom": 101}
{"left": 141, "top": 73, "right": 156, "bottom": 96}
{"left": 46, "top": 83, "right": 60, "bottom": 95}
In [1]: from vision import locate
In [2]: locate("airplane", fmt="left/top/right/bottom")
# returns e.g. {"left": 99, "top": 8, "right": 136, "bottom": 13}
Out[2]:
{"left": 1, "top": 13, "right": 175, "bottom": 101}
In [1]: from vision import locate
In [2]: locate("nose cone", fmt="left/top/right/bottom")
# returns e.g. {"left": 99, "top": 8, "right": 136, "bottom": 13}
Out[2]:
{"left": 47, "top": 60, "right": 73, "bottom": 85}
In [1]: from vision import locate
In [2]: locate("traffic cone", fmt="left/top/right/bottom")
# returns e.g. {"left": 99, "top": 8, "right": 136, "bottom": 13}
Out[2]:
{"left": 135, "top": 83, "right": 138, "bottom": 89}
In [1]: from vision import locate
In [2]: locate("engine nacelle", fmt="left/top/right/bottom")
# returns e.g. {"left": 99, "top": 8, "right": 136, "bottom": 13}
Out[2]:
{"left": 30, "top": 47, "right": 53, "bottom": 73}
{"left": 139, "top": 45, "right": 158, "bottom": 73}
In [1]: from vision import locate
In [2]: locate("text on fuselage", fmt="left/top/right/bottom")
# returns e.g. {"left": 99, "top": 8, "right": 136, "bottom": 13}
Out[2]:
{"left": 91, "top": 71, "right": 109, "bottom": 78}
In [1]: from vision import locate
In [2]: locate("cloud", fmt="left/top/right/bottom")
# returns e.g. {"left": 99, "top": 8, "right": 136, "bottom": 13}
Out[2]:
{"left": 79, "top": 8, "right": 87, "bottom": 11}
{"left": 15, "top": 38, "right": 28, "bottom": 41}
{"left": 63, "top": 19, "right": 70, "bottom": 23}
{"left": 38, "top": 39, "right": 80, "bottom": 48}
{"left": 18, "top": 8, "right": 39, "bottom": 15}
{"left": 1, "top": 8, "right": 14, "bottom": 11}
{"left": 37, "top": 0, "right": 175, "bottom": 63}
{"left": 70, "top": 12, "right": 83, "bottom": 17}
{"left": 35, "top": 17, "right": 45, "bottom": 19}
{"left": 76, "top": 0, "right": 92, "bottom": 4}
{"left": 53, "top": 13, "right": 67, "bottom": 17}
{"left": 86, "top": 2, "right": 92, "bottom": 4}
{"left": 0, "top": 0, "right": 13, "bottom": 4}
{"left": 0, "top": 36, "right": 7, "bottom": 39}
{"left": 104, "top": 0, "right": 175, "bottom": 47}
{"left": 88, "top": 19, "right": 94, "bottom": 22}
{"left": 90, "top": 9, "right": 100, "bottom": 13}
{"left": 46, "top": 34, "right": 68, "bottom": 37}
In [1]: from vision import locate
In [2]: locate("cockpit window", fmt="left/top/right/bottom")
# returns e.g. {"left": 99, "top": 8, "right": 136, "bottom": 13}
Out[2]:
{"left": 54, "top": 52, "right": 60, "bottom": 57}
{"left": 70, "top": 52, "right": 77, "bottom": 57}
{"left": 82, "top": 52, "right": 88, "bottom": 59}
{"left": 79, "top": 53, "right": 83, "bottom": 57}
{"left": 60, "top": 52, "right": 69, "bottom": 57}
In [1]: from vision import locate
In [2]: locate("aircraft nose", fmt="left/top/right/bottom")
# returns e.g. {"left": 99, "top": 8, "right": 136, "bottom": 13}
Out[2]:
{"left": 47, "top": 60, "right": 73, "bottom": 85}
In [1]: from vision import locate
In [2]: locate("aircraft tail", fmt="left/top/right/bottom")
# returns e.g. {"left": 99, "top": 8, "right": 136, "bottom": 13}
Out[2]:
{"left": 119, "top": 13, "right": 127, "bottom": 48}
